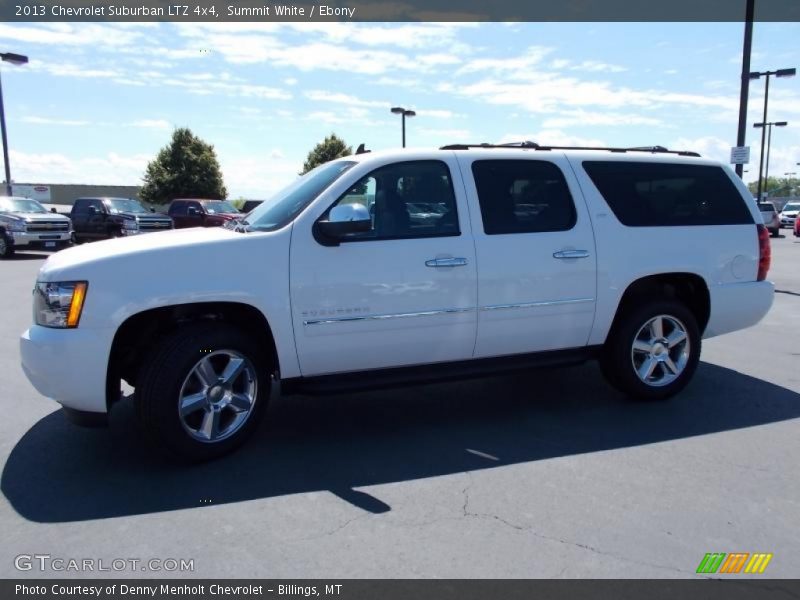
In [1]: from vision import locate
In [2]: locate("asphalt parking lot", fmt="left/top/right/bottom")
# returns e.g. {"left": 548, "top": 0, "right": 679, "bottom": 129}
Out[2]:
{"left": 1, "top": 233, "right": 798, "bottom": 579}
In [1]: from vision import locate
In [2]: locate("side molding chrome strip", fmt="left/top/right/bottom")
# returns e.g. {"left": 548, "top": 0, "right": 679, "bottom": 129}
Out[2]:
{"left": 303, "top": 298, "right": 595, "bottom": 326}
{"left": 303, "top": 307, "right": 474, "bottom": 326}
{"left": 480, "top": 297, "right": 595, "bottom": 312}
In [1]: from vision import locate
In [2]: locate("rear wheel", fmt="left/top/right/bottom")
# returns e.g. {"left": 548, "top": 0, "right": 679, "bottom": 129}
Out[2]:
{"left": 135, "top": 323, "right": 271, "bottom": 461}
{"left": 600, "top": 300, "right": 700, "bottom": 401}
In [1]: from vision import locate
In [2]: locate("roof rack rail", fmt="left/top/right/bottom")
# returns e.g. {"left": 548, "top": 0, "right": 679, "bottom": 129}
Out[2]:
{"left": 439, "top": 142, "right": 700, "bottom": 157}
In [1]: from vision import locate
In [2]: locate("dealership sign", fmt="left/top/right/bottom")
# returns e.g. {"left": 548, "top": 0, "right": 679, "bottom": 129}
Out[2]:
{"left": 11, "top": 184, "right": 51, "bottom": 202}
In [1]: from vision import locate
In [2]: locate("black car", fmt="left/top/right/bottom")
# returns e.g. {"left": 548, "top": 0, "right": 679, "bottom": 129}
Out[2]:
{"left": 70, "top": 197, "right": 173, "bottom": 242}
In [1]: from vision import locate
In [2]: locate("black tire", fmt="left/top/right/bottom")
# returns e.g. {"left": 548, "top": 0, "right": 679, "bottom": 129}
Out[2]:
{"left": 0, "top": 231, "right": 14, "bottom": 259}
{"left": 135, "top": 323, "right": 271, "bottom": 461}
{"left": 600, "top": 299, "right": 700, "bottom": 401}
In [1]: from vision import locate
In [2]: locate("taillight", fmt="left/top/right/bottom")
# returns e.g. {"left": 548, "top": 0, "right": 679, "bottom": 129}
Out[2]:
{"left": 757, "top": 224, "right": 771, "bottom": 281}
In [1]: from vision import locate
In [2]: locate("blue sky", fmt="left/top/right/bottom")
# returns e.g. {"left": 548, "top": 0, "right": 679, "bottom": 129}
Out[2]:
{"left": 0, "top": 21, "right": 798, "bottom": 198}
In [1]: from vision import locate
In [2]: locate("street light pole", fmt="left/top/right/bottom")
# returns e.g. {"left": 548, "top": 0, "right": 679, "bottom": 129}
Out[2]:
{"left": 750, "top": 67, "right": 796, "bottom": 201}
{"left": 0, "top": 52, "right": 29, "bottom": 197}
{"left": 390, "top": 106, "right": 416, "bottom": 148}
{"left": 756, "top": 74, "right": 770, "bottom": 201}
{"left": 754, "top": 120, "right": 788, "bottom": 198}
{"left": 734, "top": 0, "right": 754, "bottom": 179}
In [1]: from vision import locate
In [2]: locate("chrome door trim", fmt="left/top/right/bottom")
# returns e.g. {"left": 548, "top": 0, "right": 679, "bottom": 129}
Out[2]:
{"left": 481, "top": 297, "right": 595, "bottom": 312}
{"left": 304, "top": 298, "right": 595, "bottom": 325}
{"left": 304, "top": 306, "right": 475, "bottom": 326}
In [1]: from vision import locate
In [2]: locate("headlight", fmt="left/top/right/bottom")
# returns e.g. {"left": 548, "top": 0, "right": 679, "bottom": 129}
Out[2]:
{"left": 33, "top": 281, "right": 88, "bottom": 328}
{"left": 6, "top": 220, "right": 26, "bottom": 232}
{"left": 123, "top": 220, "right": 138, "bottom": 230}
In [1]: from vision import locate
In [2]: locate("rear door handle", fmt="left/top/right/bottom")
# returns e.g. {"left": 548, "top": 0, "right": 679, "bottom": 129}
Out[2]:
{"left": 553, "top": 250, "right": 590, "bottom": 259}
{"left": 425, "top": 257, "right": 468, "bottom": 268}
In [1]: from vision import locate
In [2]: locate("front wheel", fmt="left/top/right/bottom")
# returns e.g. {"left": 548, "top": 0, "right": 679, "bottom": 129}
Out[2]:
{"left": 0, "top": 232, "right": 14, "bottom": 259}
{"left": 600, "top": 300, "right": 700, "bottom": 401}
{"left": 135, "top": 323, "right": 271, "bottom": 461}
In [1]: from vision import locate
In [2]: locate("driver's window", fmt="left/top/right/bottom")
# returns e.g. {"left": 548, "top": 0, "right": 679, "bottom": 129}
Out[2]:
{"left": 324, "top": 160, "right": 459, "bottom": 241}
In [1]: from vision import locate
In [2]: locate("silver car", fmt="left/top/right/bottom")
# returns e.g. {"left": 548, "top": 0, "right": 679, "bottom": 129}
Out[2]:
{"left": 758, "top": 202, "right": 780, "bottom": 237}
{"left": 0, "top": 196, "right": 73, "bottom": 258}
{"left": 779, "top": 201, "right": 800, "bottom": 229}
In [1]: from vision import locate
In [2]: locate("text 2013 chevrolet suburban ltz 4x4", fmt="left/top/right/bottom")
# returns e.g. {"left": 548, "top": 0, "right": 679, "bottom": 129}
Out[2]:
{"left": 20, "top": 144, "right": 774, "bottom": 461}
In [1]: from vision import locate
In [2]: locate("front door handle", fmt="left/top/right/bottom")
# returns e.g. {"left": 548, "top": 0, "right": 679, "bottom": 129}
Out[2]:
{"left": 425, "top": 257, "right": 468, "bottom": 268}
{"left": 553, "top": 250, "right": 590, "bottom": 259}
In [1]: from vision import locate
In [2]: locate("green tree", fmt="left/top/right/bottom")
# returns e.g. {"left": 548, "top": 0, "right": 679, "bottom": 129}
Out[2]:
{"left": 300, "top": 133, "right": 352, "bottom": 175}
{"left": 140, "top": 128, "right": 227, "bottom": 204}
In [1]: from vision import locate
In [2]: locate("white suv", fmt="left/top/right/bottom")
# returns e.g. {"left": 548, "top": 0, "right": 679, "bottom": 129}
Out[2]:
{"left": 20, "top": 144, "right": 774, "bottom": 461}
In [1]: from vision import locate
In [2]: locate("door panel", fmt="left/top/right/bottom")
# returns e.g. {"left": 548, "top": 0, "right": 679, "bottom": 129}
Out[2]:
{"left": 458, "top": 154, "right": 598, "bottom": 358}
{"left": 290, "top": 157, "right": 478, "bottom": 376}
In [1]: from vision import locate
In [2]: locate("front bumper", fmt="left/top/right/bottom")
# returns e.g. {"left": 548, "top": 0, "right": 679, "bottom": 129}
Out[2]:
{"left": 20, "top": 325, "right": 113, "bottom": 414}
{"left": 10, "top": 230, "right": 72, "bottom": 248}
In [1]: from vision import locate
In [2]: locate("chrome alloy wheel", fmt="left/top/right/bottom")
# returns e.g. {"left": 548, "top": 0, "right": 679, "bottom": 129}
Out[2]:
{"left": 630, "top": 314, "right": 691, "bottom": 387}
{"left": 177, "top": 350, "right": 258, "bottom": 443}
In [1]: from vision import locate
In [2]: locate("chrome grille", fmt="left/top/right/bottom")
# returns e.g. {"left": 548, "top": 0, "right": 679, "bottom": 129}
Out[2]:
{"left": 27, "top": 221, "right": 69, "bottom": 232}
{"left": 139, "top": 220, "right": 173, "bottom": 232}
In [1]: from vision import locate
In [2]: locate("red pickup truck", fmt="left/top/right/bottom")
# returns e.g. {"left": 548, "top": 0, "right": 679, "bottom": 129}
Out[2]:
{"left": 167, "top": 198, "right": 241, "bottom": 228}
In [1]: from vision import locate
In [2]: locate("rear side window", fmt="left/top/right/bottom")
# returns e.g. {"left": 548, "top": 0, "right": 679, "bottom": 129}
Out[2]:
{"left": 472, "top": 160, "right": 577, "bottom": 235}
{"left": 169, "top": 201, "right": 186, "bottom": 216}
{"left": 71, "top": 199, "right": 88, "bottom": 215}
{"left": 758, "top": 203, "right": 776, "bottom": 213}
{"left": 582, "top": 161, "right": 753, "bottom": 227}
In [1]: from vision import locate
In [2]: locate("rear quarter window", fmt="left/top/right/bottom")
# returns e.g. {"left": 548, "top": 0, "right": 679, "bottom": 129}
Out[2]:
{"left": 582, "top": 161, "right": 753, "bottom": 227}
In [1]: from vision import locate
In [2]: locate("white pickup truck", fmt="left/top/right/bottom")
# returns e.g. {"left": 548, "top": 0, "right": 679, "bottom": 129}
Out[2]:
{"left": 20, "top": 144, "right": 774, "bottom": 461}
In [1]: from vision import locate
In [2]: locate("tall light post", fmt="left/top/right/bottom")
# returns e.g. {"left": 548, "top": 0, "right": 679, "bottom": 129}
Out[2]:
{"left": 750, "top": 67, "right": 795, "bottom": 201}
{"left": 0, "top": 52, "right": 28, "bottom": 197}
{"left": 754, "top": 121, "right": 788, "bottom": 197}
{"left": 390, "top": 106, "right": 415, "bottom": 148}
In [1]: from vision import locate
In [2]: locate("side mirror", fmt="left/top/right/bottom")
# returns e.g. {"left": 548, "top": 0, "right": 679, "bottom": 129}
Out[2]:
{"left": 315, "top": 203, "right": 371, "bottom": 245}
{"left": 50, "top": 207, "right": 57, "bottom": 213}
{"left": 150, "top": 207, "right": 155, "bottom": 213}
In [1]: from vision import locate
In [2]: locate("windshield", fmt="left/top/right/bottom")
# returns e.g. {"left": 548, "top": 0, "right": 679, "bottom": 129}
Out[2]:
{"left": 204, "top": 200, "right": 238, "bottom": 214}
{"left": 246, "top": 161, "right": 357, "bottom": 232}
{"left": 783, "top": 203, "right": 800, "bottom": 211}
{"left": 0, "top": 197, "right": 47, "bottom": 214}
{"left": 107, "top": 198, "right": 149, "bottom": 214}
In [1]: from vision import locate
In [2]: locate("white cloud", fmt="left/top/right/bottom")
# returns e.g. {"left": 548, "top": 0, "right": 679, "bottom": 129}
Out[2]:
{"left": 21, "top": 116, "right": 90, "bottom": 126}
{"left": 570, "top": 60, "right": 627, "bottom": 73}
{"left": 0, "top": 23, "right": 144, "bottom": 48}
{"left": 457, "top": 46, "right": 553, "bottom": 75}
{"left": 10, "top": 150, "right": 149, "bottom": 185}
{"left": 130, "top": 119, "right": 171, "bottom": 130}
{"left": 220, "top": 154, "right": 300, "bottom": 198}
{"left": 304, "top": 90, "right": 387, "bottom": 108}
{"left": 417, "top": 128, "right": 472, "bottom": 142}
{"left": 541, "top": 110, "right": 664, "bottom": 129}
{"left": 414, "top": 109, "right": 463, "bottom": 119}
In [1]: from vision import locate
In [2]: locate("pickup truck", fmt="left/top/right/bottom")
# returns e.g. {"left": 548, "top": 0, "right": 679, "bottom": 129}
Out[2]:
{"left": 0, "top": 196, "right": 73, "bottom": 258}
{"left": 167, "top": 199, "right": 241, "bottom": 228}
{"left": 70, "top": 197, "right": 173, "bottom": 242}
{"left": 20, "top": 144, "right": 774, "bottom": 461}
